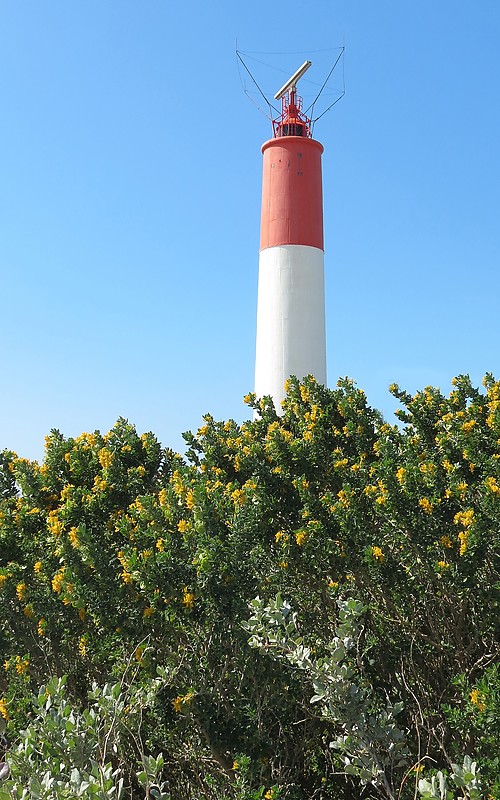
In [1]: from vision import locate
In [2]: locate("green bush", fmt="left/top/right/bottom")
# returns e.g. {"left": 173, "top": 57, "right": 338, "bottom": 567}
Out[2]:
{"left": 1, "top": 376, "right": 499, "bottom": 798}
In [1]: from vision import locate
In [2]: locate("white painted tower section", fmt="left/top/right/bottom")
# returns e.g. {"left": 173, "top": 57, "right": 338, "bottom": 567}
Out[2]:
{"left": 255, "top": 245, "right": 326, "bottom": 408}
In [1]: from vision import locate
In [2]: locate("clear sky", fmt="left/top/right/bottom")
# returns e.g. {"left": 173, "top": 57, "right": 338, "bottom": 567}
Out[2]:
{"left": 2, "top": 1, "right": 500, "bottom": 461}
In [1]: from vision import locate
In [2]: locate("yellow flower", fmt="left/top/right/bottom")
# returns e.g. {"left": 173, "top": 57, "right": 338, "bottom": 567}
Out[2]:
{"left": 0, "top": 575, "right": 6, "bottom": 589}
{"left": 135, "top": 645, "right": 146, "bottom": 665}
{"left": 47, "top": 511, "right": 63, "bottom": 537}
{"left": 23, "top": 604, "right": 34, "bottom": 618}
{"left": 158, "top": 488, "right": 168, "bottom": 506}
{"left": 485, "top": 476, "right": 500, "bottom": 494}
{"left": 143, "top": 606, "right": 155, "bottom": 618}
{"left": 98, "top": 448, "right": 114, "bottom": 469}
{"left": 60, "top": 485, "right": 73, "bottom": 500}
{"left": 231, "top": 488, "right": 246, "bottom": 506}
{"left": 129, "top": 501, "right": 143, "bottom": 520}
{"left": 458, "top": 530, "right": 469, "bottom": 556}
{"left": 121, "top": 570, "right": 133, "bottom": 584}
{"left": 462, "top": 419, "right": 477, "bottom": 433}
{"left": 182, "top": 588, "right": 195, "bottom": 609}
{"left": 37, "top": 618, "right": 46, "bottom": 636}
{"left": 177, "top": 519, "right": 189, "bottom": 533}
{"left": 173, "top": 691, "right": 194, "bottom": 712}
{"left": 93, "top": 476, "right": 108, "bottom": 493}
{"left": 0, "top": 697, "right": 9, "bottom": 720}
{"left": 310, "top": 404, "right": 321, "bottom": 422}
{"left": 371, "top": 546, "right": 384, "bottom": 562}
{"left": 75, "top": 432, "right": 97, "bottom": 449}
{"left": 470, "top": 689, "right": 486, "bottom": 711}
{"left": 300, "top": 385, "right": 310, "bottom": 402}
{"left": 454, "top": 509, "right": 475, "bottom": 528}
{"left": 437, "top": 561, "right": 450, "bottom": 570}
{"left": 337, "top": 489, "right": 351, "bottom": 508}
{"left": 78, "top": 636, "right": 87, "bottom": 657}
{"left": 51, "top": 569, "right": 65, "bottom": 593}
{"left": 420, "top": 462, "right": 436, "bottom": 476}
{"left": 156, "top": 538, "right": 165, "bottom": 551}
{"left": 69, "top": 527, "right": 80, "bottom": 548}
{"left": 295, "top": 529, "right": 308, "bottom": 547}
{"left": 172, "top": 696, "right": 183, "bottom": 713}
{"left": 440, "top": 535, "right": 453, "bottom": 549}
{"left": 419, "top": 497, "right": 434, "bottom": 515}
{"left": 15, "top": 656, "right": 29, "bottom": 675}
{"left": 16, "top": 582, "right": 27, "bottom": 601}
{"left": 396, "top": 467, "right": 406, "bottom": 485}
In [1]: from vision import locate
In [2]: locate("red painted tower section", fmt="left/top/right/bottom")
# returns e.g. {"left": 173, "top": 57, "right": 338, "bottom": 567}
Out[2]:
{"left": 260, "top": 137, "right": 324, "bottom": 250}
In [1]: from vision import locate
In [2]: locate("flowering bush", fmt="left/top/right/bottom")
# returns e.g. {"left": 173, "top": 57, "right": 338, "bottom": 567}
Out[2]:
{"left": 0, "top": 376, "right": 499, "bottom": 798}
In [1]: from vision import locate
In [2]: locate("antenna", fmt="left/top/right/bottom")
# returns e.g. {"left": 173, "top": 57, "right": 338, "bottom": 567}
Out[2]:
{"left": 235, "top": 48, "right": 345, "bottom": 137}
{"left": 274, "top": 61, "right": 312, "bottom": 100}
{"left": 272, "top": 60, "right": 313, "bottom": 138}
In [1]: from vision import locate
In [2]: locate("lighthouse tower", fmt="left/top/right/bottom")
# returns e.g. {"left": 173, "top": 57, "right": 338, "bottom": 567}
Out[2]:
{"left": 254, "top": 61, "right": 327, "bottom": 410}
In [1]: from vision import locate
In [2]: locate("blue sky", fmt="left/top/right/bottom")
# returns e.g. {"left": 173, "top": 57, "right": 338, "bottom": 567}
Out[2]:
{"left": 2, "top": 1, "right": 500, "bottom": 460}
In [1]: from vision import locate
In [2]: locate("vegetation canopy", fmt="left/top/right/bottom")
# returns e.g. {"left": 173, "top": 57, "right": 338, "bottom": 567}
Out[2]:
{"left": 0, "top": 375, "right": 499, "bottom": 799}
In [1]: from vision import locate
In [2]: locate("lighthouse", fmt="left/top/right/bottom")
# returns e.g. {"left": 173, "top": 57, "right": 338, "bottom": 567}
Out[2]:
{"left": 254, "top": 61, "right": 327, "bottom": 410}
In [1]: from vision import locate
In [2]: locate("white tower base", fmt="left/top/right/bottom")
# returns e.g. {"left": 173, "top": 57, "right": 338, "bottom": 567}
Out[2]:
{"left": 255, "top": 244, "right": 326, "bottom": 410}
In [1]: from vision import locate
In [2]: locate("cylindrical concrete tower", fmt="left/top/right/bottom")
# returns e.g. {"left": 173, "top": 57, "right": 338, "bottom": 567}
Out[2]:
{"left": 254, "top": 64, "right": 326, "bottom": 410}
